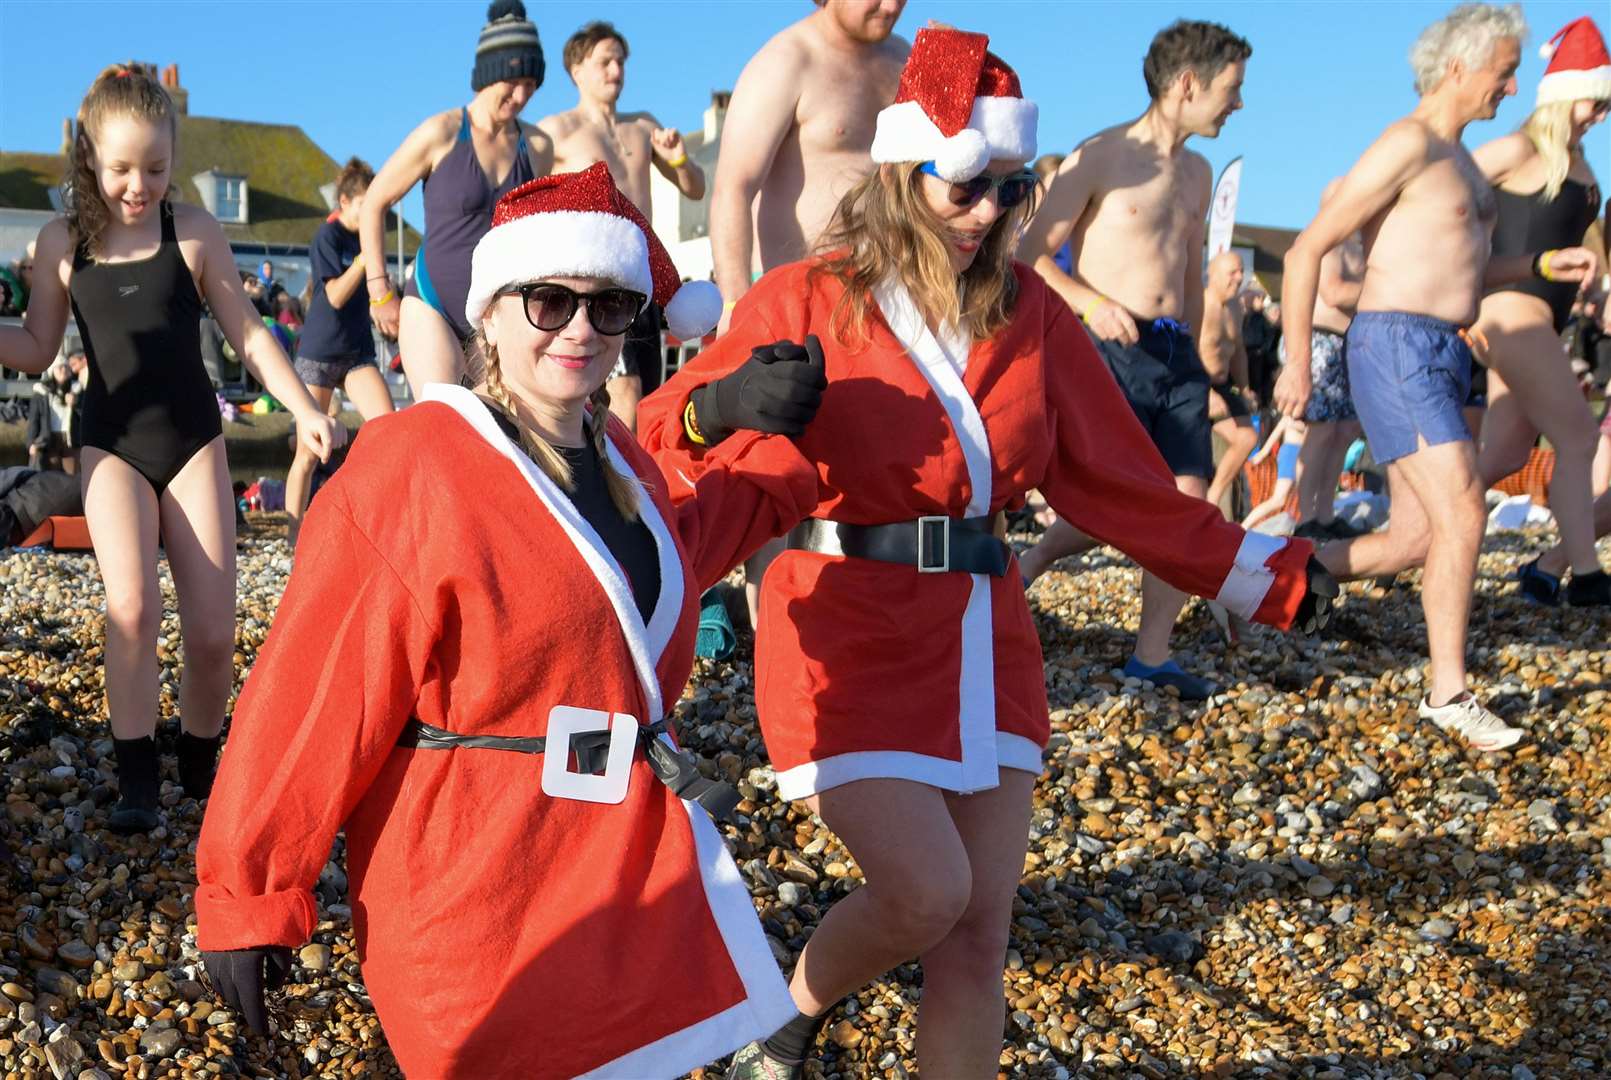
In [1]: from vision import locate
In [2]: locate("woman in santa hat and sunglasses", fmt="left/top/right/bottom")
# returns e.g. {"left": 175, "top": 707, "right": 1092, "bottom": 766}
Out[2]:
{"left": 194, "top": 163, "right": 829, "bottom": 1078}
{"left": 642, "top": 28, "right": 1336, "bottom": 1077}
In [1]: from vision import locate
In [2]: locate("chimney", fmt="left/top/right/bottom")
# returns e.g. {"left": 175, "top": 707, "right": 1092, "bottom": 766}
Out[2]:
{"left": 60, "top": 118, "right": 73, "bottom": 156}
{"left": 161, "top": 63, "right": 189, "bottom": 116}
{"left": 705, "top": 90, "right": 731, "bottom": 144}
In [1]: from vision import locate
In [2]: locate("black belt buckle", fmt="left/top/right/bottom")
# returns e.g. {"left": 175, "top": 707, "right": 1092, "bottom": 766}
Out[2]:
{"left": 568, "top": 730, "right": 615, "bottom": 776}
{"left": 916, "top": 515, "right": 949, "bottom": 573}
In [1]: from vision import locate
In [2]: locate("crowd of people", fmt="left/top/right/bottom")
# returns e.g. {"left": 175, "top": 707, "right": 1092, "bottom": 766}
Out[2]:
{"left": 0, "top": 0, "right": 1607, "bottom": 1076}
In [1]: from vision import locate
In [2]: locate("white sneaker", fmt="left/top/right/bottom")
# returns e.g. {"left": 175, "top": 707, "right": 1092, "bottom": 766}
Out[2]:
{"left": 1418, "top": 694, "right": 1524, "bottom": 751}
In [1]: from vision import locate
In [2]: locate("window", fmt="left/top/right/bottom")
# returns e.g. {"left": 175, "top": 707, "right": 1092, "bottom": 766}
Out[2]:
{"left": 215, "top": 176, "right": 247, "bottom": 223}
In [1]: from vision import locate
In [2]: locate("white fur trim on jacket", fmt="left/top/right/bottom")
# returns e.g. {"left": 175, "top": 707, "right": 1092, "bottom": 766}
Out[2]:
{"left": 1537, "top": 65, "right": 1611, "bottom": 105}
{"left": 871, "top": 96, "right": 1039, "bottom": 181}
{"left": 464, "top": 211, "right": 652, "bottom": 329}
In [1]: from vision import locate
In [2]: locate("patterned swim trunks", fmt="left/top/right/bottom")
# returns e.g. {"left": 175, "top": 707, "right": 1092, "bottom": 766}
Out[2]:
{"left": 1281, "top": 327, "right": 1355, "bottom": 423}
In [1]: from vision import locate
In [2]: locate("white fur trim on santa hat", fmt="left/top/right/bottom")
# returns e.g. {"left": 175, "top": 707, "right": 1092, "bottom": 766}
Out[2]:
{"left": 464, "top": 210, "right": 652, "bottom": 328}
{"left": 1537, "top": 65, "right": 1611, "bottom": 105}
{"left": 871, "top": 96, "right": 1038, "bottom": 182}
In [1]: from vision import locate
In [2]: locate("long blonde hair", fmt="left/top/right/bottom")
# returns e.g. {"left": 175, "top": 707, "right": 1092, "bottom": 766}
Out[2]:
{"left": 811, "top": 162, "right": 1035, "bottom": 347}
{"left": 65, "top": 63, "right": 179, "bottom": 258}
{"left": 1520, "top": 99, "right": 1582, "bottom": 201}
{"left": 470, "top": 330, "right": 642, "bottom": 521}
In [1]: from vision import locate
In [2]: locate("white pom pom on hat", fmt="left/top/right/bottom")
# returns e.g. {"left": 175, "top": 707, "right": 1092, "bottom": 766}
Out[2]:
{"left": 464, "top": 162, "right": 723, "bottom": 341}
{"left": 869, "top": 27, "right": 1037, "bottom": 183}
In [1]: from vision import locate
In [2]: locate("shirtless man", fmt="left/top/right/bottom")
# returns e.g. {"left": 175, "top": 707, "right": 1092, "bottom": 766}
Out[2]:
{"left": 1286, "top": 179, "right": 1367, "bottom": 542}
{"left": 710, "top": 0, "right": 908, "bottom": 629}
{"left": 1276, "top": 2, "right": 1598, "bottom": 751}
{"left": 1199, "top": 252, "right": 1258, "bottom": 511}
{"left": 1016, "top": 19, "right": 1252, "bottom": 701}
{"left": 539, "top": 20, "right": 707, "bottom": 429}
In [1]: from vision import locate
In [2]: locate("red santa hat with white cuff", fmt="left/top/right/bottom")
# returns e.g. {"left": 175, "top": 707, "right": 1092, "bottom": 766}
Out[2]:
{"left": 869, "top": 28, "right": 1037, "bottom": 183}
{"left": 1537, "top": 16, "right": 1611, "bottom": 106}
{"left": 464, "top": 162, "right": 723, "bottom": 341}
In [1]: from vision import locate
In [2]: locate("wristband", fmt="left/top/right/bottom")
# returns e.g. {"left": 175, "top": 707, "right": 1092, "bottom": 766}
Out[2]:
{"left": 1534, "top": 250, "right": 1557, "bottom": 282}
{"left": 351, "top": 253, "right": 364, "bottom": 271}
{"left": 666, "top": 153, "right": 689, "bottom": 169}
{"left": 368, "top": 290, "right": 395, "bottom": 307}
{"left": 1080, "top": 295, "right": 1109, "bottom": 324}
{"left": 683, "top": 398, "right": 708, "bottom": 446}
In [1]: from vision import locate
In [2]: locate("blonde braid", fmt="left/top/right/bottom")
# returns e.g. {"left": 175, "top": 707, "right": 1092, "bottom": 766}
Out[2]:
{"left": 479, "top": 336, "right": 576, "bottom": 492}
{"left": 589, "top": 382, "right": 642, "bottom": 521}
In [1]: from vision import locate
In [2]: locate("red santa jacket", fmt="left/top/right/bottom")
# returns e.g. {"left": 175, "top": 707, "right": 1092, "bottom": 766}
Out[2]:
{"left": 639, "top": 261, "right": 1314, "bottom": 800}
{"left": 196, "top": 385, "right": 814, "bottom": 1078}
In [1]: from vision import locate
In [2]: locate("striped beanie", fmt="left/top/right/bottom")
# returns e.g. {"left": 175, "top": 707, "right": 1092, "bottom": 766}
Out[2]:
{"left": 472, "top": 0, "right": 545, "bottom": 92}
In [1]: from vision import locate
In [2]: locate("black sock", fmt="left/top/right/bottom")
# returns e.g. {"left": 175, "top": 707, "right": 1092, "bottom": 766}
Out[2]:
{"left": 112, "top": 736, "right": 160, "bottom": 811}
{"left": 761, "top": 1010, "right": 828, "bottom": 1065}
{"left": 176, "top": 731, "right": 221, "bottom": 799}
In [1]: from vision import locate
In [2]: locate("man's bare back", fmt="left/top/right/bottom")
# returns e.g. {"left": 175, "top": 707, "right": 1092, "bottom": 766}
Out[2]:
{"left": 542, "top": 109, "right": 666, "bottom": 214}
{"left": 711, "top": 2, "right": 908, "bottom": 303}
{"left": 1042, "top": 123, "right": 1213, "bottom": 320}
{"left": 1356, "top": 119, "right": 1497, "bottom": 325}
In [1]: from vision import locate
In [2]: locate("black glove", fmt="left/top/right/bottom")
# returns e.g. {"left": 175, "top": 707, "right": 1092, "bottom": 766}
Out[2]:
{"left": 202, "top": 946, "right": 292, "bottom": 1035}
{"left": 690, "top": 335, "right": 827, "bottom": 444}
{"left": 1292, "top": 555, "right": 1339, "bottom": 634}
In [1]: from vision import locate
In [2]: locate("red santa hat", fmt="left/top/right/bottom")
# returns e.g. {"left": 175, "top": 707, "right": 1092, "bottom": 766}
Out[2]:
{"left": 869, "top": 28, "right": 1037, "bottom": 183}
{"left": 1537, "top": 16, "right": 1611, "bottom": 105}
{"left": 464, "top": 162, "right": 722, "bottom": 340}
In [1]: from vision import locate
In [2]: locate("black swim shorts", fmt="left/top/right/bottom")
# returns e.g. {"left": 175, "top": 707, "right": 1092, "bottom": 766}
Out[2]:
{"left": 1093, "top": 319, "right": 1213, "bottom": 480}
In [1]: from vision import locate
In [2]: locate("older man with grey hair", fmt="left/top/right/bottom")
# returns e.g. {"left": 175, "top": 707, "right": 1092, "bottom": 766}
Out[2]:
{"left": 1277, "top": 2, "right": 1600, "bottom": 750}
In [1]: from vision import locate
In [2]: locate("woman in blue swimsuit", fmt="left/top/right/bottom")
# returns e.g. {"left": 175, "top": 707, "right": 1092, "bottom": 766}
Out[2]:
{"left": 360, "top": 0, "right": 554, "bottom": 397}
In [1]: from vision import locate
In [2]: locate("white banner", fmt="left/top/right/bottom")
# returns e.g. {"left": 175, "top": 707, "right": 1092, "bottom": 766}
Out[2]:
{"left": 1207, "top": 156, "right": 1243, "bottom": 260}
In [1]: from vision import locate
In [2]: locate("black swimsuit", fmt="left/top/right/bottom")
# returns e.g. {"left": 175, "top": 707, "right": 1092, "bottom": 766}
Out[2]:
{"left": 1490, "top": 176, "right": 1601, "bottom": 333}
{"left": 70, "top": 202, "right": 221, "bottom": 494}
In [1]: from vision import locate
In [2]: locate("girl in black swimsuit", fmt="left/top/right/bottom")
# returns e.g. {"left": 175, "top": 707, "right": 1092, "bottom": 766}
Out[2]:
{"left": 1470, "top": 36, "right": 1611, "bottom": 609}
{"left": 0, "top": 64, "right": 343, "bottom": 833}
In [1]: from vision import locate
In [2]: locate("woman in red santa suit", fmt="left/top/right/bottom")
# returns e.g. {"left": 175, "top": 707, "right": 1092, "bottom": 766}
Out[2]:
{"left": 640, "top": 29, "right": 1337, "bottom": 1079}
{"left": 194, "top": 163, "right": 831, "bottom": 1079}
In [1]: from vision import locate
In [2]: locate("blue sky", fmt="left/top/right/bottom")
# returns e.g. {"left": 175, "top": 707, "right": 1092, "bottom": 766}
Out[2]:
{"left": 1, "top": 0, "right": 1606, "bottom": 233}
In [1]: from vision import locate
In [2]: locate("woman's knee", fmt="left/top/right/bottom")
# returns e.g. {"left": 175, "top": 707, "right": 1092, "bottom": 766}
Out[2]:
{"left": 868, "top": 861, "right": 973, "bottom": 951}
{"left": 104, "top": 590, "right": 160, "bottom": 641}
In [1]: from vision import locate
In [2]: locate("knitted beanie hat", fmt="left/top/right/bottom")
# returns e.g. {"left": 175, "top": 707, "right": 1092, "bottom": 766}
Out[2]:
{"left": 472, "top": 0, "right": 545, "bottom": 92}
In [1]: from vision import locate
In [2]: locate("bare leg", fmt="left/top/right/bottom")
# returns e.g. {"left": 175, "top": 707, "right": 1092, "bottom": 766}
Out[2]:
{"left": 1539, "top": 429, "right": 1611, "bottom": 577}
{"left": 285, "top": 384, "right": 335, "bottom": 549}
{"left": 342, "top": 363, "right": 397, "bottom": 422}
{"left": 80, "top": 449, "right": 162, "bottom": 740}
{"left": 1242, "top": 478, "right": 1295, "bottom": 529}
{"left": 1207, "top": 415, "right": 1257, "bottom": 512}
{"left": 1133, "top": 473, "right": 1206, "bottom": 666}
{"left": 605, "top": 373, "right": 642, "bottom": 432}
{"left": 399, "top": 296, "right": 464, "bottom": 398}
{"left": 742, "top": 538, "right": 785, "bottom": 631}
{"left": 1296, "top": 421, "right": 1340, "bottom": 524}
{"left": 160, "top": 437, "right": 237, "bottom": 738}
{"left": 1017, "top": 517, "right": 1100, "bottom": 586}
{"left": 1480, "top": 331, "right": 1603, "bottom": 575}
{"left": 915, "top": 769, "right": 1036, "bottom": 1077}
{"left": 1323, "top": 439, "right": 1484, "bottom": 703}
{"left": 786, "top": 779, "right": 972, "bottom": 1017}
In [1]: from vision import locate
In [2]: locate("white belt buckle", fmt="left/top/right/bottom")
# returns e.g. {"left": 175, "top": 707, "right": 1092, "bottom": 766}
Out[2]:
{"left": 916, "top": 515, "right": 950, "bottom": 573}
{"left": 541, "top": 705, "right": 638, "bottom": 804}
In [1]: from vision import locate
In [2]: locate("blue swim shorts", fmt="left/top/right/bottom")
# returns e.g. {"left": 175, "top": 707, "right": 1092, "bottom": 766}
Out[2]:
{"left": 1344, "top": 311, "right": 1473, "bottom": 466}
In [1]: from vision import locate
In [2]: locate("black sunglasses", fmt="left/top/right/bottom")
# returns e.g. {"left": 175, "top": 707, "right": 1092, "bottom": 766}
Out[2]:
{"left": 918, "top": 162, "right": 1037, "bottom": 209}
{"left": 500, "top": 282, "right": 648, "bottom": 336}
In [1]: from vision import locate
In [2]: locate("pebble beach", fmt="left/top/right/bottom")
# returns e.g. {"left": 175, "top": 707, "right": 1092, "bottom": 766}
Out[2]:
{"left": 1, "top": 518, "right": 1607, "bottom": 1080}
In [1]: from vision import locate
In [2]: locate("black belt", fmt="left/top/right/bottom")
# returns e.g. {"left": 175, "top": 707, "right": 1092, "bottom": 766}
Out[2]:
{"left": 788, "top": 514, "right": 1011, "bottom": 577}
{"left": 398, "top": 717, "right": 742, "bottom": 821}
